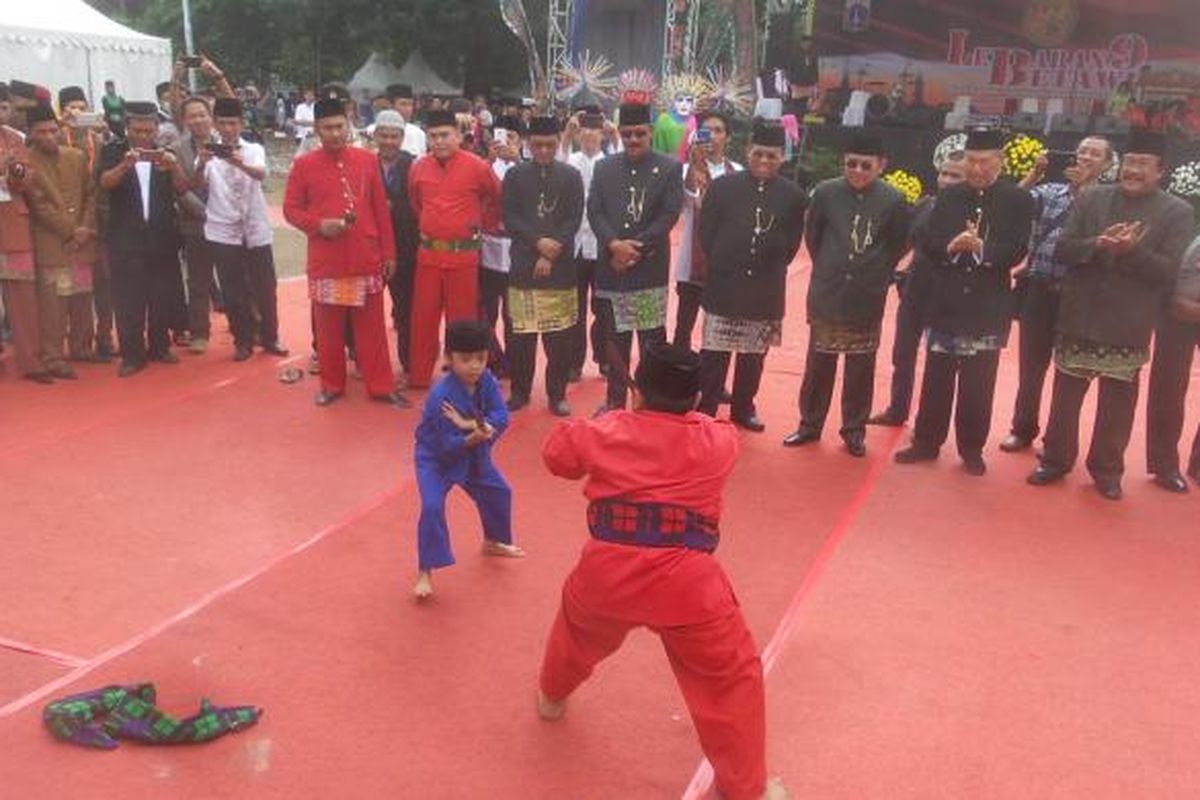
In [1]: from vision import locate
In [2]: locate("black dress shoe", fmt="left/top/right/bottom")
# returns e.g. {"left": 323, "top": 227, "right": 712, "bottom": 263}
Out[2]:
{"left": 782, "top": 428, "right": 820, "bottom": 447}
{"left": 23, "top": 371, "right": 55, "bottom": 384}
{"left": 566, "top": 369, "right": 582, "bottom": 383}
{"left": 314, "top": 390, "right": 342, "bottom": 407}
{"left": 262, "top": 342, "right": 291, "bottom": 357}
{"left": 894, "top": 445, "right": 938, "bottom": 464}
{"left": 732, "top": 414, "right": 766, "bottom": 433}
{"left": 867, "top": 410, "right": 905, "bottom": 427}
{"left": 1095, "top": 480, "right": 1123, "bottom": 501}
{"left": 233, "top": 345, "right": 253, "bottom": 362}
{"left": 48, "top": 363, "right": 78, "bottom": 380}
{"left": 117, "top": 361, "right": 145, "bottom": 378}
{"left": 507, "top": 394, "right": 530, "bottom": 412}
{"left": 150, "top": 351, "right": 180, "bottom": 364}
{"left": 999, "top": 434, "right": 1032, "bottom": 453}
{"left": 550, "top": 399, "right": 572, "bottom": 417}
{"left": 844, "top": 435, "right": 867, "bottom": 458}
{"left": 1027, "top": 465, "right": 1066, "bottom": 486}
{"left": 372, "top": 391, "right": 411, "bottom": 408}
{"left": 962, "top": 456, "right": 987, "bottom": 477}
{"left": 1152, "top": 472, "right": 1189, "bottom": 494}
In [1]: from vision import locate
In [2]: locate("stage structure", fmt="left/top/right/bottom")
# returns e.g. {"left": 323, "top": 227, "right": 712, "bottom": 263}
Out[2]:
{"left": 545, "top": 0, "right": 762, "bottom": 106}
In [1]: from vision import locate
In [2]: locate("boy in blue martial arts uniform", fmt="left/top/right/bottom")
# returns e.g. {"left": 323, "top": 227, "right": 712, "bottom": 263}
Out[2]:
{"left": 413, "top": 320, "right": 526, "bottom": 599}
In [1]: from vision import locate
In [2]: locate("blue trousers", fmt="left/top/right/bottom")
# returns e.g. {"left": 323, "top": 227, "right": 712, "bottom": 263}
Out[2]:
{"left": 416, "top": 461, "right": 513, "bottom": 571}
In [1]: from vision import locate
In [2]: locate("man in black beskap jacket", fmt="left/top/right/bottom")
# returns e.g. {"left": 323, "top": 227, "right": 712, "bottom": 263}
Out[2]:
{"left": 782, "top": 133, "right": 910, "bottom": 456}
{"left": 501, "top": 115, "right": 585, "bottom": 416}
{"left": 894, "top": 128, "right": 1035, "bottom": 476}
{"left": 587, "top": 101, "right": 684, "bottom": 414}
{"left": 696, "top": 120, "right": 806, "bottom": 432}
{"left": 1029, "top": 129, "right": 1194, "bottom": 500}
{"left": 98, "top": 101, "right": 189, "bottom": 377}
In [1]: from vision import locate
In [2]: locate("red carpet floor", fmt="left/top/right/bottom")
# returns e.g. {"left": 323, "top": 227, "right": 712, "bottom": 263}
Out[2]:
{"left": 2, "top": 253, "right": 1199, "bottom": 799}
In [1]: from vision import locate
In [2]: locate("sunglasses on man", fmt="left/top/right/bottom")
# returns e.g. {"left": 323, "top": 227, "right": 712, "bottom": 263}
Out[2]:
{"left": 844, "top": 158, "right": 878, "bottom": 171}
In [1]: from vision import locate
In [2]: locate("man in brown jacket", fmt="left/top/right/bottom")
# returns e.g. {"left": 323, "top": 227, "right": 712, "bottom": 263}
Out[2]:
{"left": 0, "top": 84, "right": 51, "bottom": 382}
{"left": 27, "top": 104, "right": 98, "bottom": 377}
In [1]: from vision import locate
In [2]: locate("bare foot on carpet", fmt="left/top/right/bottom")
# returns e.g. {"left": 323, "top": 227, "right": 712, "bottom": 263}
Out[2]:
{"left": 482, "top": 540, "right": 526, "bottom": 558}
{"left": 536, "top": 690, "right": 566, "bottom": 721}
{"left": 412, "top": 571, "right": 433, "bottom": 601}
{"left": 761, "top": 777, "right": 791, "bottom": 799}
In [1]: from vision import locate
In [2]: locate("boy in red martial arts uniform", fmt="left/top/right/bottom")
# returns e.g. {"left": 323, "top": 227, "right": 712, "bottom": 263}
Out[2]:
{"left": 537, "top": 342, "right": 789, "bottom": 800}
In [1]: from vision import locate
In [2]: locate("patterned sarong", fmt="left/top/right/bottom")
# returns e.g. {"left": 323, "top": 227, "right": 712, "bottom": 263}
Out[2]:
{"left": 702, "top": 312, "right": 782, "bottom": 354}
{"left": 595, "top": 286, "right": 668, "bottom": 333}
{"left": 0, "top": 250, "right": 35, "bottom": 281}
{"left": 810, "top": 318, "right": 881, "bottom": 355}
{"left": 507, "top": 287, "right": 578, "bottom": 334}
{"left": 43, "top": 683, "right": 261, "bottom": 750}
{"left": 308, "top": 273, "right": 384, "bottom": 307}
{"left": 39, "top": 263, "right": 94, "bottom": 296}
{"left": 1055, "top": 335, "right": 1148, "bottom": 382}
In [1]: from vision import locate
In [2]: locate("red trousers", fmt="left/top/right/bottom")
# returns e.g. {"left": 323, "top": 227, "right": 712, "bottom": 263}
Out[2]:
{"left": 408, "top": 258, "right": 479, "bottom": 388}
{"left": 540, "top": 541, "right": 767, "bottom": 800}
{"left": 2, "top": 279, "right": 46, "bottom": 376}
{"left": 313, "top": 291, "right": 394, "bottom": 397}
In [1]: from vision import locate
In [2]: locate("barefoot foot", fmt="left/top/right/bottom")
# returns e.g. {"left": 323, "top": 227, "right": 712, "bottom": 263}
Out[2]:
{"left": 761, "top": 777, "right": 791, "bottom": 800}
{"left": 412, "top": 571, "right": 433, "bottom": 601}
{"left": 482, "top": 540, "right": 526, "bottom": 558}
{"left": 537, "top": 690, "right": 566, "bottom": 721}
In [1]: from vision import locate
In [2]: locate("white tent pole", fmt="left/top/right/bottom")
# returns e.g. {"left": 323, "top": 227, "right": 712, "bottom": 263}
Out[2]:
{"left": 182, "top": 0, "right": 197, "bottom": 92}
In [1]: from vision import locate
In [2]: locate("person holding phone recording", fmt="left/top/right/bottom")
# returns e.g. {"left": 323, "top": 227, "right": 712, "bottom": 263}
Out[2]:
{"left": 194, "top": 97, "right": 288, "bottom": 363}
{"left": 1000, "top": 136, "right": 1112, "bottom": 453}
{"left": 98, "top": 101, "right": 189, "bottom": 377}
{"left": 673, "top": 111, "right": 743, "bottom": 351}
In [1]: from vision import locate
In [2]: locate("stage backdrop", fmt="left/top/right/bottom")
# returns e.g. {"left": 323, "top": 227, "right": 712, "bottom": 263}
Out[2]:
{"left": 806, "top": 0, "right": 1200, "bottom": 114}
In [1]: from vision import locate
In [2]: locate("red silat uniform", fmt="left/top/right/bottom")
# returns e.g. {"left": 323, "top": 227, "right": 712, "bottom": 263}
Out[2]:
{"left": 406, "top": 149, "right": 501, "bottom": 387}
{"left": 284, "top": 145, "right": 396, "bottom": 397}
{"left": 539, "top": 409, "right": 767, "bottom": 800}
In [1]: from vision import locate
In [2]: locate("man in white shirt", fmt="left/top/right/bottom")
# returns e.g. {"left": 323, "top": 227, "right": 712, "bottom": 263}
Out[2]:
{"left": 480, "top": 117, "right": 522, "bottom": 376}
{"left": 564, "top": 111, "right": 609, "bottom": 379}
{"left": 674, "top": 111, "right": 743, "bottom": 348}
{"left": 194, "top": 97, "right": 288, "bottom": 361}
{"left": 386, "top": 84, "right": 427, "bottom": 157}
{"left": 293, "top": 87, "right": 315, "bottom": 143}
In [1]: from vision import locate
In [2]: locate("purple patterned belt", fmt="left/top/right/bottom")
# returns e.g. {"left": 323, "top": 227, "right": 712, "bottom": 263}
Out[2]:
{"left": 587, "top": 499, "right": 720, "bottom": 553}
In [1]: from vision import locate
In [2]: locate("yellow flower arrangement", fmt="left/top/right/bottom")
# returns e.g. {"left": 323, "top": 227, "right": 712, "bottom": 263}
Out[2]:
{"left": 883, "top": 169, "right": 924, "bottom": 204}
{"left": 1003, "top": 134, "right": 1047, "bottom": 179}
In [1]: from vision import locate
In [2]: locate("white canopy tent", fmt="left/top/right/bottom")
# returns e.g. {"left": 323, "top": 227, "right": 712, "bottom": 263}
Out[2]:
{"left": 0, "top": 0, "right": 172, "bottom": 107}
{"left": 347, "top": 53, "right": 405, "bottom": 97}
{"left": 394, "top": 50, "right": 462, "bottom": 96}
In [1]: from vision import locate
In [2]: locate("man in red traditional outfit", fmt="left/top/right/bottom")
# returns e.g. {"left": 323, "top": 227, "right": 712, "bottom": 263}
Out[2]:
{"left": 537, "top": 342, "right": 789, "bottom": 800}
{"left": 284, "top": 97, "right": 407, "bottom": 407}
{"left": 406, "top": 108, "right": 501, "bottom": 388}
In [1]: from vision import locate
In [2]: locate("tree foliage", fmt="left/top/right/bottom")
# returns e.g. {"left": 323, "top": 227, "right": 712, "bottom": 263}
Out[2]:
{"left": 94, "top": 0, "right": 548, "bottom": 95}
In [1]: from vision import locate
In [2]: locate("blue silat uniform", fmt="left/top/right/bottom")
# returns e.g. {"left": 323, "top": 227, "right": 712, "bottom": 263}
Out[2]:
{"left": 414, "top": 369, "right": 514, "bottom": 570}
